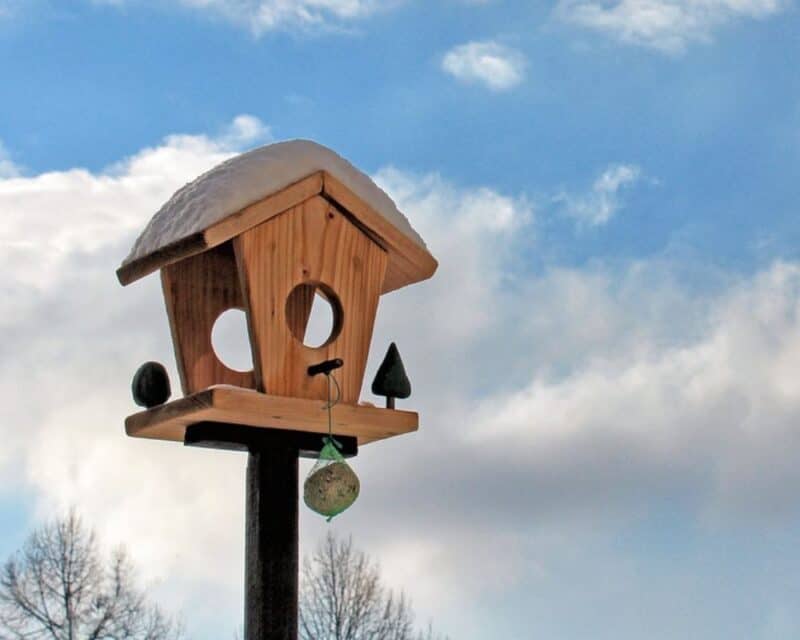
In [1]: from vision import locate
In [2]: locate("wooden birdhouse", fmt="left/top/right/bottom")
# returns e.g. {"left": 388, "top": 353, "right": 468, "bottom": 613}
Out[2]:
{"left": 118, "top": 140, "right": 437, "bottom": 451}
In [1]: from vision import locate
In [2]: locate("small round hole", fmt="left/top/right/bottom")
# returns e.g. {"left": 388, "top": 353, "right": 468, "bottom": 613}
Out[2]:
{"left": 286, "top": 283, "right": 342, "bottom": 349}
{"left": 211, "top": 308, "right": 253, "bottom": 372}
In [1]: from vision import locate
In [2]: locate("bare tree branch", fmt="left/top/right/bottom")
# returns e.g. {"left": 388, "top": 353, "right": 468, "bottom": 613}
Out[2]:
{"left": 0, "top": 511, "right": 181, "bottom": 640}
{"left": 299, "top": 533, "right": 449, "bottom": 640}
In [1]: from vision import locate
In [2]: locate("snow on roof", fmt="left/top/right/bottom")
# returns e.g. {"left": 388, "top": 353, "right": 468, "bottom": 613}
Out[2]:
{"left": 122, "top": 140, "right": 426, "bottom": 268}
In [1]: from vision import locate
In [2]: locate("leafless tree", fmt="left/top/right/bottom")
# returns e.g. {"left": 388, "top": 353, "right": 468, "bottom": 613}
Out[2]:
{"left": 0, "top": 511, "right": 182, "bottom": 640}
{"left": 300, "top": 533, "right": 447, "bottom": 640}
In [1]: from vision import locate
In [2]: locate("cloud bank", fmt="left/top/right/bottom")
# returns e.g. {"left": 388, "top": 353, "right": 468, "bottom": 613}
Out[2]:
{"left": 2, "top": 117, "right": 800, "bottom": 638}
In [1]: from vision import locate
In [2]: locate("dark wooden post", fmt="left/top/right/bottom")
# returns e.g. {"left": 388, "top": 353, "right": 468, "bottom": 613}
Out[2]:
{"left": 245, "top": 437, "right": 299, "bottom": 640}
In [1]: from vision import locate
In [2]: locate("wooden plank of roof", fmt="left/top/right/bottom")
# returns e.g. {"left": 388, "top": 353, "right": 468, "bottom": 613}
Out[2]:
{"left": 117, "top": 169, "right": 438, "bottom": 293}
{"left": 321, "top": 172, "right": 438, "bottom": 293}
{"left": 125, "top": 386, "right": 418, "bottom": 446}
{"left": 203, "top": 171, "right": 325, "bottom": 248}
{"left": 116, "top": 232, "right": 208, "bottom": 286}
{"left": 116, "top": 172, "right": 325, "bottom": 286}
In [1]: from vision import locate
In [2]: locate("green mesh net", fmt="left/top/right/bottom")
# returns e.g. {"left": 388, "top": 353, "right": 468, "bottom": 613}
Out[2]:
{"left": 303, "top": 437, "right": 360, "bottom": 522}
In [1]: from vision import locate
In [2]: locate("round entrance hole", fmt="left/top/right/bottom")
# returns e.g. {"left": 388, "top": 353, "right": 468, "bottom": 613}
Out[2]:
{"left": 211, "top": 308, "right": 254, "bottom": 372}
{"left": 286, "top": 283, "right": 343, "bottom": 349}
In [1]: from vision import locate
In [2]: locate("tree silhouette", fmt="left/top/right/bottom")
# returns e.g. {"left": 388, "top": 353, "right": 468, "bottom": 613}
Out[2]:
{"left": 300, "top": 532, "right": 447, "bottom": 640}
{"left": 0, "top": 511, "right": 181, "bottom": 640}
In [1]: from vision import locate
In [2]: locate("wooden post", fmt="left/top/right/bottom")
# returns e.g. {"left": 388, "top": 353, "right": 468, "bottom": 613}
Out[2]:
{"left": 245, "top": 437, "right": 299, "bottom": 640}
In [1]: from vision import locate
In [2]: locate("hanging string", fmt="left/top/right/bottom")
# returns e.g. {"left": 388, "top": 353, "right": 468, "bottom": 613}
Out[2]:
{"left": 305, "top": 368, "right": 357, "bottom": 523}
{"left": 323, "top": 372, "right": 342, "bottom": 448}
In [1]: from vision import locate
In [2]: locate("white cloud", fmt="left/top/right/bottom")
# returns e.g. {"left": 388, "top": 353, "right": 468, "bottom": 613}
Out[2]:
{"left": 556, "top": 163, "right": 642, "bottom": 226}
{"left": 0, "top": 115, "right": 273, "bottom": 636}
{"left": 2, "top": 120, "right": 800, "bottom": 638}
{"left": 341, "top": 172, "right": 800, "bottom": 632}
{"left": 0, "top": 141, "right": 20, "bottom": 178}
{"left": 463, "top": 261, "right": 800, "bottom": 526}
{"left": 94, "top": 0, "right": 397, "bottom": 34}
{"left": 441, "top": 40, "right": 526, "bottom": 91}
{"left": 217, "top": 113, "right": 273, "bottom": 147}
{"left": 557, "top": 0, "right": 785, "bottom": 53}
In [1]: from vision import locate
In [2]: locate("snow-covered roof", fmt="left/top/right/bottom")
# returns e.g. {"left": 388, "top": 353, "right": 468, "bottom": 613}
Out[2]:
{"left": 122, "top": 140, "right": 427, "bottom": 272}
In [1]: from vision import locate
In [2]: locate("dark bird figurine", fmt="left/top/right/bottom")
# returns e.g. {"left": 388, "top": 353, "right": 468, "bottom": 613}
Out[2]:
{"left": 132, "top": 361, "right": 171, "bottom": 408}
{"left": 371, "top": 342, "right": 411, "bottom": 409}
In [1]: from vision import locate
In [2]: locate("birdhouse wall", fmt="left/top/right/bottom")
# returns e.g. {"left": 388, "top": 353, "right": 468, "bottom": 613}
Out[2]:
{"left": 234, "top": 195, "right": 388, "bottom": 403}
{"left": 161, "top": 242, "right": 256, "bottom": 395}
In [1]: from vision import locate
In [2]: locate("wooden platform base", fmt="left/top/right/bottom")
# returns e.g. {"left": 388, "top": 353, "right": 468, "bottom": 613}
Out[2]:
{"left": 125, "top": 385, "right": 418, "bottom": 446}
{"left": 184, "top": 422, "right": 359, "bottom": 459}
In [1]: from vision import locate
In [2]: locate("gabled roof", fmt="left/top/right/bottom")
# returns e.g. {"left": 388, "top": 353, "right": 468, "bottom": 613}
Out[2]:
{"left": 117, "top": 140, "right": 437, "bottom": 293}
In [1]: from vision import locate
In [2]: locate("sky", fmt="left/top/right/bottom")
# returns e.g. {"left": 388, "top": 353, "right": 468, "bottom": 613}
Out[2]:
{"left": 1, "top": 1, "right": 800, "bottom": 639}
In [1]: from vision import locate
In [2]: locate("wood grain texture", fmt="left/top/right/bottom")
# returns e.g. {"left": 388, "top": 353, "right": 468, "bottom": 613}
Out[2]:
{"left": 161, "top": 242, "right": 255, "bottom": 394}
{"left": 235, "top": 195, "right": 387, "bottom": 403}
{"left": 321, "top": 172, "right": 438, "bottom": 293}
{"left": 245, "top": 444, "right": 298, "bottom": 640}
{"left": 125, "top": 386, "right": 418, "bottom": 445}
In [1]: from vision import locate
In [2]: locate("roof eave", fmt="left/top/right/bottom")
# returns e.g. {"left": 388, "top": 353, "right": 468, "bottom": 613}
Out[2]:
{"left": 116, "top": 170, "right": 438, "bottom": 293}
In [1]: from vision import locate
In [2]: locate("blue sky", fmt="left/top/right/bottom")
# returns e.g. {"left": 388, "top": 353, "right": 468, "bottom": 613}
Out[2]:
{"left": 1, "top": 1, "right": 800, "bottom": 639}
{"left": 3, "top": 0, "right": 800, "bottom": 272}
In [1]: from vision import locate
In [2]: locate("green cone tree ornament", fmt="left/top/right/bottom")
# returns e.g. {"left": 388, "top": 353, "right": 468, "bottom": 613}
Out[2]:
{"left": 371, "top": 342, "right": 411, "bottom": 409}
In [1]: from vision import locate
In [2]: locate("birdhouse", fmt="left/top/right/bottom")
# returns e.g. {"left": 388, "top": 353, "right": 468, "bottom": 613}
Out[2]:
{"left": 118, "top": 140, "right": 437, "bottom": 452}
